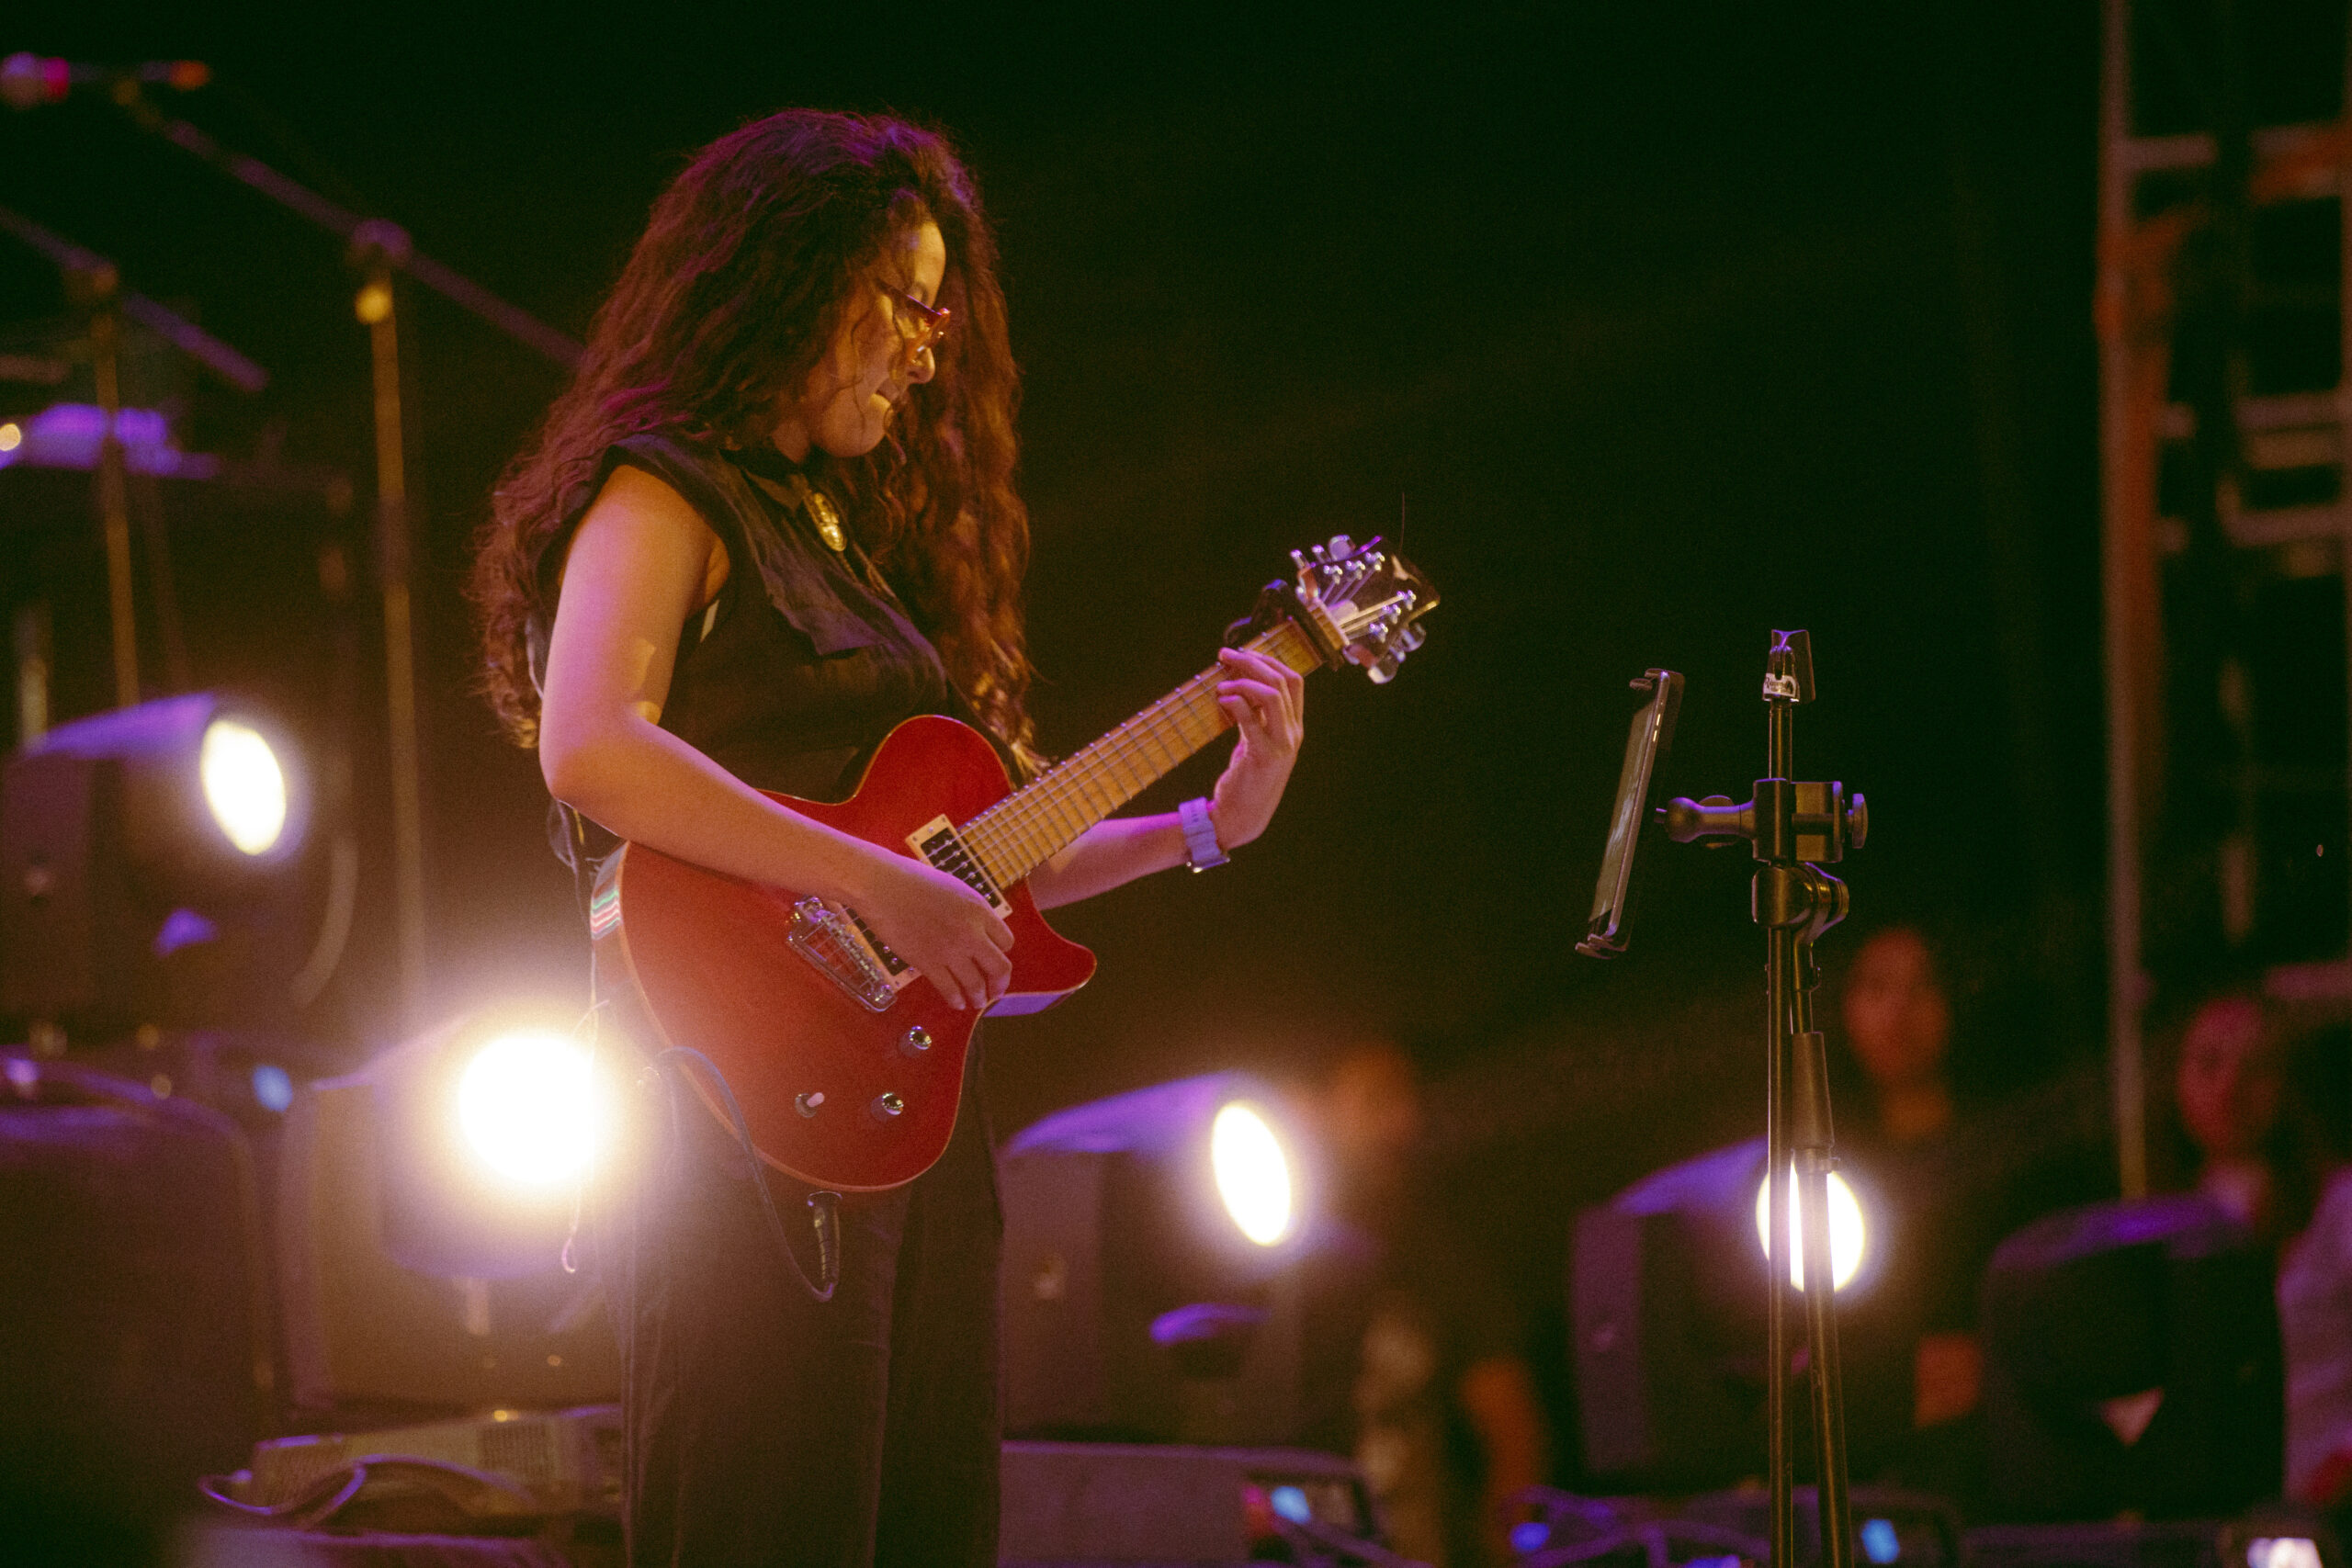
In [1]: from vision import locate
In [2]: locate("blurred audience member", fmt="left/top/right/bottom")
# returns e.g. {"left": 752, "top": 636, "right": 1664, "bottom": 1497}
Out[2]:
{"left": 2164, "top": 989, "right": 2326, "bottom": 1248}
{"left": 1831, "top": 924, "right": 2110, "bottom": 1485}
{"left": 1296, "top": 1041, "right": 1547, "bottom": 1568}
{"left": 2170, "top": 988, "right": 2352, "bottom": 1506}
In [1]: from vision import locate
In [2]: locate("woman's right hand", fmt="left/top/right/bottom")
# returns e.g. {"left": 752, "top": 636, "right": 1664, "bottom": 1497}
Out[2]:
{"left": 845, "top": 850, "right": 1015, "bottom": 1011}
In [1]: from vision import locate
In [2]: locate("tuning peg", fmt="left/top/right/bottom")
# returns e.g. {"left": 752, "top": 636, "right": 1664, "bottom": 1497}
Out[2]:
{"left": 1327, "top": 534, "right": 1355, "bottom": 559}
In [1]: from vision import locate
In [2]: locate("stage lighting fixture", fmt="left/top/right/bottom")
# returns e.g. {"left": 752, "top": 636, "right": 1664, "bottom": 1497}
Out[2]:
{"left": 1752, "top": 1164, "right": 1866, "bottom": 1290}
{"left": 1210, "top": 1100, "right": 1295, "bottom": 1247}
{"left": 1000, "top": 1072, "right": 1317, "bottom": 1446}
{"left": 277, "top": 1010, "right": 624, "bottom": 1414}
{"left": 1, "top": 693, "right": 309, "bottom": 1031}
{"left": 1980, "top": 1195, "right": 2282, "bottom": 1520}
{"left": 1572, "top": 1136, "right": 1886, "bottom": 1488}
{"left": 455, "top": 1028, "right": 610, "bottom": 1190}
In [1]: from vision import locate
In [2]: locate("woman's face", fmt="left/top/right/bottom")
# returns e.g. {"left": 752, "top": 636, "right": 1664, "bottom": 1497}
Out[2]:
{"left": 2176, "top": 996, "right": 2281, "bottom": 1162}
{"left": 1840, "top": 928, "right": 1952, "bottom": 1091}
{"left": 774, "top": 219, "right": 947, "bottom": 462}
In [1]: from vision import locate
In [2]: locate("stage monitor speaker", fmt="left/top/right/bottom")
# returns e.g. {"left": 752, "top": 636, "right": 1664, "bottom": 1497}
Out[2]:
{"left": 0, "top": 1056, "right": 269, "bottom": 1538}
{"left": 1981, "top": 1196, "right": 2282, "bottom": 1521}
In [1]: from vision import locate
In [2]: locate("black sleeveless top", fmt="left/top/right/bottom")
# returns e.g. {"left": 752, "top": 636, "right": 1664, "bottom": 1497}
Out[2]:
{"left": 537, "top": 431, "right": 954, "bottom": 809}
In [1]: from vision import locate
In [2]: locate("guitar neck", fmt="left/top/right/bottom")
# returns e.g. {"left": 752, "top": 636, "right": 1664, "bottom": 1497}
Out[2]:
{"left": 959, "top": 618, "right": 1323, "bottom": 889}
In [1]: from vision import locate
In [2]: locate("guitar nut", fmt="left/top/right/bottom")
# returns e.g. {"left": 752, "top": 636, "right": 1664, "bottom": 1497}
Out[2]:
{"left": 795, "top": 1091, "right": 824, "bottom": 1118}
{"left": 899, "top": 1026, "right": 933, "bottom": 1057}
{"left": 870, "top": 1092, "right": 905, "bottom": 1122}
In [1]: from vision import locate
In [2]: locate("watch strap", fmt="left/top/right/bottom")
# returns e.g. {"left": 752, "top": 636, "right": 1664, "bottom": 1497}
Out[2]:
{"left": 1180, "top": 795, "right": 1228, "bottom": 872}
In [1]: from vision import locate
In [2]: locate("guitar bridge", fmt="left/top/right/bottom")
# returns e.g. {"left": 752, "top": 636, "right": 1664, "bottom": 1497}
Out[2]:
{"left": 786, "top": 897, "right": 908, "bottom": 1012}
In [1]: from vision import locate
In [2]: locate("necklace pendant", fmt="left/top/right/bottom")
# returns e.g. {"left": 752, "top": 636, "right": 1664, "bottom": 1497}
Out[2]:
{"left": 805, "top": 489, "right": 848, "bottom": 552}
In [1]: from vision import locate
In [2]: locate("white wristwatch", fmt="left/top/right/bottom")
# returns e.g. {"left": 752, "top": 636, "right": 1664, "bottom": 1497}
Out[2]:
{"left": 1180, "top": 796, "right": 1228, "bottom": 872}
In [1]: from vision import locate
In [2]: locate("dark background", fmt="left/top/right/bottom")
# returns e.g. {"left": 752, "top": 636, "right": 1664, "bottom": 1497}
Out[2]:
{"left": 3, "top": 0, "right": 2338, "bottom": 1461}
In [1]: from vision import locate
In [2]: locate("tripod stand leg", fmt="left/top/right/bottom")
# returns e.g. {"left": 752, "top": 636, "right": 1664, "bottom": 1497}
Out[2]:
{"left": 1767, "top": 926, "right": 1795, "bottom": 1568}
{"left": 1799, "top": 1157, "right": 1854, "bottom": 1568}
{"left": 1792, "top": 1012, "right": 1853, "bottom": 1568}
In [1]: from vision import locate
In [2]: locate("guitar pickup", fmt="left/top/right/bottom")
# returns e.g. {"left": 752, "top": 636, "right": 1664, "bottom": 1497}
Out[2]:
{"left": 908, "top": 817, "right": 1009, "bottom": 911}
{"left": 786, "top": 897, "right": 911, "bottom": 1012}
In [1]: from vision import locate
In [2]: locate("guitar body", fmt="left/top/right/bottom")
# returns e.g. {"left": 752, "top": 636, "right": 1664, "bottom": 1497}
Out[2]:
{"left": 592, "top": 714, "right": 1097, "bottom": 1191}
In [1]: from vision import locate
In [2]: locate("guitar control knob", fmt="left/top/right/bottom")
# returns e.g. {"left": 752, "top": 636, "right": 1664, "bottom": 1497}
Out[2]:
{"left": 870, "top": 1092, "right": 905, "bottom": 1122}
{"left": 795, "top": 1091, "right": 825, "bottom": 1118}
{"left": 900, "top": 1026, "right": 933, "bottom": 1058}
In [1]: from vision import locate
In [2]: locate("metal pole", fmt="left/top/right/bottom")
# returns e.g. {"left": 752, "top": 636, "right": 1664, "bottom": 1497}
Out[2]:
{"left": 1764, "top": 696, "right": 1794, "bottom": 1568}
{"left": 2098, "top": 0, "right": 2152, "bottom": 1198}
{"left": 12, "top": 602, "right": 50, "bottom": 746}
{"left": 357, "top": 264, "right": 428, "bottom": 1027}
{"left": 87, "top": 299, "right": 140, "bottom": 710}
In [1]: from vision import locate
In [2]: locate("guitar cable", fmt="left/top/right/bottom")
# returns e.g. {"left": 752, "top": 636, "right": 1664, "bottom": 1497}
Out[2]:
{"left": 652, "top": 1043, "right": 842, "bottom": 1304}
{"left": 560, "top": 801, "right": 842, "bottom": 1303}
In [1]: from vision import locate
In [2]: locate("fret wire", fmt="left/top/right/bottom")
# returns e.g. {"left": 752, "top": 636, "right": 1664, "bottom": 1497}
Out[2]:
{"left": 962, "top": 624, "right": 1318, "bottom": 884}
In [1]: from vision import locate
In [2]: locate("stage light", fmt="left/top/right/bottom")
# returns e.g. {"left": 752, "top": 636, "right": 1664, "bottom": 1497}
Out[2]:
{"left": 1574, "top": 1136, "right": 1889, "bottom": 1486}
{"left": 1211, "top": 1100, "right": 1294, "bottom": 1246}
{"left": 2249, "top": 1541, "right": 2322, "bottom": 1568}
{"left": 456, "top": 1029, "right": 610, "bottom": 1190}
{"left": 198, "top": 718, "right": 288, "bottom": 856}
{"left": 1752, "top": 1166, "right": 1866, "bottom": 1291}
{"left": 277, "top": 1008, "right": 626, "bottom": 1412}
{"left": 2, "top": 692, "right": 311, "bottom": 1031}
{"left": 1001, "top": 1071, "right": 1319, "bottom": 1445}
{"left": 250, "top": 1063, "right": 294, "bottom": 1113}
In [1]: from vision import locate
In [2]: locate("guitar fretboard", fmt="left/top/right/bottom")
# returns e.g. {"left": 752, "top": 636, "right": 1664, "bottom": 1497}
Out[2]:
{"left": 959, "top": 619, "right": 1322, "bottom": 888}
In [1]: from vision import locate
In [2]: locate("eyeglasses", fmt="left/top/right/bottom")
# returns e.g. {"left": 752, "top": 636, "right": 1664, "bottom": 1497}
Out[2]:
{"left": 877, "top": 280, "right": 950, "bottom": 356}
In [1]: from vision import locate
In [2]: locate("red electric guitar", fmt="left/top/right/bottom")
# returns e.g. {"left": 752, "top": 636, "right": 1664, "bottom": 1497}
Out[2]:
{"left": 590, "top": 536, "right": 1439, "bottom": 1190}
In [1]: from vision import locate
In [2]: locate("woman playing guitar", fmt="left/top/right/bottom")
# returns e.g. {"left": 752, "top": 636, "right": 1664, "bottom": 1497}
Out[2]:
{"left": 469, "top": 111, "right": 1305, "bottom": 1566}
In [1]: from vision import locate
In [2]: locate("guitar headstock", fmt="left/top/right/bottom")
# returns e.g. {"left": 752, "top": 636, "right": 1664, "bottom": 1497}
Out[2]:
{"left": 1289, "top": 535, "right": 1441, "bottom": 684}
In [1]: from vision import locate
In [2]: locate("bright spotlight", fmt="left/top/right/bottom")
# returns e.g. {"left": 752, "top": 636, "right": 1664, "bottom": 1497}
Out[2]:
{"left": 1753, "top": 1166, "right": 1865, "bottom": 1291}
{"left": 1211, "top": 1101, "right": 1294, "bottom": 1246}
{"left": 457, "top": 1031, "right": 609, "bottom": 1190}
{"left": 2249, "top": 1543, "right": 2324, "bottom": 1568}
{"left": 199, "top": 717, "right": 288, "bottom": 856}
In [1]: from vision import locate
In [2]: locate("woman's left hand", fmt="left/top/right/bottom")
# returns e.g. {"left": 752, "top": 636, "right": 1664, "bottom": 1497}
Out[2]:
{"left": 1207, "top": 646, "right": 1306, "bottom": 851}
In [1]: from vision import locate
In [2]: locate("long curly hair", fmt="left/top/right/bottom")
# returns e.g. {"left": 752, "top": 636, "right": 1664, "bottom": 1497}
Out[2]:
{"left": 470, "top": 109, "right": 1036, "bottom": 765}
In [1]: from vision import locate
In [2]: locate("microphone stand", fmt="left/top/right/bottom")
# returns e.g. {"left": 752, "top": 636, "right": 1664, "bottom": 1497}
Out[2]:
{"left": 100, "top": 80, "right": 584, "bottom": 1028}
{"left": 1659, "top": 630, "right": 1869, "bottom": 1568}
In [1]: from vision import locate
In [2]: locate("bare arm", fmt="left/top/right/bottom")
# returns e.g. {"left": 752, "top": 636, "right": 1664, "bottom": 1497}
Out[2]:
{"left": 1025, "top": 645, "right": 1307, "bottom": 909}
{"left": 537, "top": 465, "right": 1014, "bottom": 1010}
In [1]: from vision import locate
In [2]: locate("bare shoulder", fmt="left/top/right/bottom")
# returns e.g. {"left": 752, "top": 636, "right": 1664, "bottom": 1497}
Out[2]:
{"left": 571, "top": 463, "right": 729, "bottom": 608}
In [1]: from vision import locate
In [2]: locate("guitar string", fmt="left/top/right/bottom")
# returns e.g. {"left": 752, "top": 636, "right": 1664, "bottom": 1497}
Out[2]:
{"left": 967, "top": 658, "right": 1246, "bottom": 874}
{"left": 963, "top": 623, "right": 1317, "bottom": 877}
{"left": 963, "top": 625, "right": 1317, "bottom": 884}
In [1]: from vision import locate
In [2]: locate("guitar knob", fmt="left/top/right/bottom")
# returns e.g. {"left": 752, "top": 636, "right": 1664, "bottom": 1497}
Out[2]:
{"left": 870, "top": 1092, "right": 905, "bottom": 1122}
{"left": 900, "top": 1026, "right": 933, "bottom": 1058}
{"left": 795, "top": 1091, "right": 824, "bottom": 1118}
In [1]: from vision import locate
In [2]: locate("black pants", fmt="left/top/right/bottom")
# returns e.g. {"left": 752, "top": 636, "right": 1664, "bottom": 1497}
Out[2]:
{"left": 597, "top": 1032, "right": 1003, "bottom": 1567}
